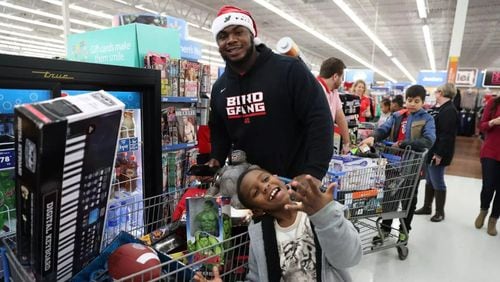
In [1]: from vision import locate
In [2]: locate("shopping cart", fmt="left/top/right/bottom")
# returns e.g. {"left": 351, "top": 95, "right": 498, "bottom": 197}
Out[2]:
{"left": 0, "top": 205, "right": 17, "bottom": 281}
{"left": 323, "top": 145, "right": 427, "bottom": 260}
{"left": 1, "top": 182, "right": 250, "bottom": 281}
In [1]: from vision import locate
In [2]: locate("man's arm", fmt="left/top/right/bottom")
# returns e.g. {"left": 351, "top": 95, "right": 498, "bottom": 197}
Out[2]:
{"left": 208, "top": 82, "right": 231, "bottom": 167}
{"left": 335, "top": 110, "right": 351, "bottom": 154}
{"left": 288, "top": 61, "right": 333, "bottom": 180}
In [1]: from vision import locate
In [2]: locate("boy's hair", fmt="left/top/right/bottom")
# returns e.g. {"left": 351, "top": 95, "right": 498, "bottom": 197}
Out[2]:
{"left": 381, "top": 98, "right": 391, "bottom": 107}
{"left": 392, "top": 95, "right": 404, "bottom": 107}
{"left": 236, "top": 167, "right": 264, "bottom": 209}
{"left": 405, "top": 85, "right": 426, "bottom": 101}
{"left": 436, "top": 83, "right": 457, "bottom": 99}
{"left": 319, "top": 57, "right": 346, "bottom": 78}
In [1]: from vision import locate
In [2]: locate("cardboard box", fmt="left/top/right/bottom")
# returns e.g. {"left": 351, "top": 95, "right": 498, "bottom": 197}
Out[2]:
{"left": 15, "top": 91, "right": 124, "bottom": 281}
{"left": 67, "top": 24, "right": 181, "bottom": 68}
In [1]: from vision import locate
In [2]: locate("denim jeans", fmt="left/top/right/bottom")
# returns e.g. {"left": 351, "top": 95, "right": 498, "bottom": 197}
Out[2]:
{"left": 425, "top": 163, "right": 447, "bottom": 191}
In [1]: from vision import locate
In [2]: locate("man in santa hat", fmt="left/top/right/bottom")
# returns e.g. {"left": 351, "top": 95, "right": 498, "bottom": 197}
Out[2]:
{"left": 207, "top": 5, "right": 333, "bottom": 188}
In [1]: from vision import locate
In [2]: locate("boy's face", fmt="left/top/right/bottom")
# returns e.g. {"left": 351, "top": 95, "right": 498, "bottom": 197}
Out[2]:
{"left": 381, "top": 104, "right": 390, "bottom": 114}
{"left": 390, "top": 102, "right": 401, "bottom": 112}
{"left": 405, "top": 96, "right": 423, "bottom": 113}
{"left": 240, "top": 170, "right": 290, "bottom": 212}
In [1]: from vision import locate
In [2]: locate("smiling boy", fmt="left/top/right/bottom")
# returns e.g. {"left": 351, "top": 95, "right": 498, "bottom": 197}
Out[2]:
{"left": 194, "top": 168, "right": 362, "bottom": 282}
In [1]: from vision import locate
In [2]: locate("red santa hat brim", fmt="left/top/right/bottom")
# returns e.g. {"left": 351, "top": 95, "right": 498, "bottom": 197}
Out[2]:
{"left": 211, "top": 5, "right": 258, "bottom": 42}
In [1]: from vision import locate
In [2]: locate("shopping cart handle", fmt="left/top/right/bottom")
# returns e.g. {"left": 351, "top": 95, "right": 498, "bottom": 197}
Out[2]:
{"left": 382, "top": 141, "right": 395, "bottom": 146}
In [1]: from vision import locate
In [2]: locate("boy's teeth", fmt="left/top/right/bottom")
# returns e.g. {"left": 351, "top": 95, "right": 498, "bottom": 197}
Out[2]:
{"left": 269, "top": 188, "right": 279, "bottom": 200}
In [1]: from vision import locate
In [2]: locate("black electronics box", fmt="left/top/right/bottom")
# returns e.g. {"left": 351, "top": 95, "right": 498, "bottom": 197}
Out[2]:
{"left": 15, "top": 91, "right": 124, "bottom": 281}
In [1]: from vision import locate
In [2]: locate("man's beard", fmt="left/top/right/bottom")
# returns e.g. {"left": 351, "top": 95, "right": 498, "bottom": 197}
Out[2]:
{"left": 221, "top": 38, "right": 255, "bottom": 67}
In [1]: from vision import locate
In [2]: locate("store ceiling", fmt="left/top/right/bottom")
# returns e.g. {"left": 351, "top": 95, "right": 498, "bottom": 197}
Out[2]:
{"left": 0, "top": 0, "right": 499, "bottom": 83}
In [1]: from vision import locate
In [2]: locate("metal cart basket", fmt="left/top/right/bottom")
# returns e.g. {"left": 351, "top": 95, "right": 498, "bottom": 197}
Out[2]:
{"left": 2, "top": 186, "right": 250, "bottom": 281}
{"left": 323, "top": 145, "right": 427, "bottom": 260}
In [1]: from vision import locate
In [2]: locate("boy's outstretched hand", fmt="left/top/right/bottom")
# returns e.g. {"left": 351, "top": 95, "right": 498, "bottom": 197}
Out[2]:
{"left": 285, "top": 175, "right": 335, "bottom": 216}
{"left": 193, "top": 266, "right": 222, "bottom": 282}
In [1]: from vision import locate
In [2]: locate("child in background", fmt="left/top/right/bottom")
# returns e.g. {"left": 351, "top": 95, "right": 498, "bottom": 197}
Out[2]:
{"left": 194, "top": 168, "right": 362, "bottom": 282}
{"left": 360, "top": 85, "right": 436, "bottom": 243}
{"left": 391, "top": 95, "right": 404, "bottom": 112}
{"left": 377, "top": 98, "right": 392, "bottom": 127}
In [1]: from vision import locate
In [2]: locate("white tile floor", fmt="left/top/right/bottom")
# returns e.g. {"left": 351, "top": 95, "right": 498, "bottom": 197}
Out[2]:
{"left": 350, "top": 175, "right": 499, "bottom": 282}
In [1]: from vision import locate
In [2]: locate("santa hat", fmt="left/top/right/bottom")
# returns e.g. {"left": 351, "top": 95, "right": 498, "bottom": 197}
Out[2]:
{"left": 211, "top": 5, "right": 261, "bottom": 45}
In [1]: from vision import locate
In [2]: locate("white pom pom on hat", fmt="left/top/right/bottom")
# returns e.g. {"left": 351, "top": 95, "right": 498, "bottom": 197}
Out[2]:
{"left": 211, "top": 5, "right": 262, "bottom": 45}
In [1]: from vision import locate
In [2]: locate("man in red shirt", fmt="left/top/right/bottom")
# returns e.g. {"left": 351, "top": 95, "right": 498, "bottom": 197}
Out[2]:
{"left": 317, "top": 57, "right": 351, "bottom": 155}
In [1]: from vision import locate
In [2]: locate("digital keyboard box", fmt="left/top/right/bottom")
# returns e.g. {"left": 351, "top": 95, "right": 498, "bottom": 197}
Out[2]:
{"left": 14, "top": 91, "right": 124, "bottom": 281}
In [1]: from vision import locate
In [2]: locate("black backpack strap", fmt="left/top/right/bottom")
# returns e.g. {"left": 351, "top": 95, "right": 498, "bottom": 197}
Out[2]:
{"left": 261, "top": 214, "right": 282, "bottom": 282}
{"left": 310, "top": 223, "right": 323, "bottom": 282}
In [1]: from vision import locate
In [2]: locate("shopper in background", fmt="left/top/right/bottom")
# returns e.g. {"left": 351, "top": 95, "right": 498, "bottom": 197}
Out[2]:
{"left": 351, "top": 79, "right": 372, "bottom": 122}
{"left": 415, "top": 83, "right": 458, "bottom": 222}
{"left": 317, "top": 57, "right": 351, "bottom": 154}
{"left": 391, "top": 94, "right": 404, "bottom": 112}
{"left": 360, "top": 85, "right": 436, "bottom": 242}
{"left": 476, "top": 95, "right": 500, "bottom": 236}
{"left": 207, "top": 5, "right": 333, "bottom": 187}
{"left": 377, "top": 98, "right": 392, "bottom": 127}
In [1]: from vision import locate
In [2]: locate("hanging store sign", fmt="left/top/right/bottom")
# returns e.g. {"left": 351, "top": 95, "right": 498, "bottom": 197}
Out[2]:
{"left": 455, "top": 68, "right": 478, "bottom": 87}
{"left": 482, "top": 69, "right": 500, "bottom": 88}
{"left": 416, "top": 70, "right": 447, "bottom": 87}
{"left": 344, "top": 69, "right": 374, "bottom": 84}
{"left": 180, "top": 39, "right": 202, "bottom": 61}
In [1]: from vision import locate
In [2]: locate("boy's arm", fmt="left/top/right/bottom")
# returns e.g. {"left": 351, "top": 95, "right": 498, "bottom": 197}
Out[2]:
{"left": 245, "top": 247, "right": 259, "bottom": 282}
{"left": 372, "top": 114, "right": 395, "bottom": 142}
{"left": 308, "top": 201, "right": 362, "bottom": 269}
{"left": 400, "top": 114, "right": 436, "bottom": 151}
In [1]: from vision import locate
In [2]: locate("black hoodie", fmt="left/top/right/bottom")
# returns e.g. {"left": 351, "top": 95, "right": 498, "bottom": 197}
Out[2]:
{"left": 209, "top": 44, "right": 333, "bottom": 180}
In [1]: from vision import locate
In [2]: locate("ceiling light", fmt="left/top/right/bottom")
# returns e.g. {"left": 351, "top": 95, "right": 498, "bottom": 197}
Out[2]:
{"left": 0, "top": 22, "right": 33, "bottom": 31}
{"left": 0, "top": 43, "right": 63, "bottom": 56}
{"left": 187, "top": 36, "right": 218, "bottom": 48}
{"left": 0, "top": 13, "right": 84, "bottom": 33}
{"left": 135, "top": 5, "right": 158, "bottom": 14}
{"left": 188, "top": 22, "right": 212, "bottom": 32}
{"left": 42, "top": 0, "right": 113, "bottom": 19}
{"left": 113, "top": 0, "right": 130, "bottom": 5}
{"left": 201, "top": 55, "right": 224, "bottom": 64}
{"left": 332, "top": 0, "right": 392, "bottom": 57}
{"left": 0, "top": 39, "right": 64, "bottom": 53}
{"left": 0, "top": 2, "right": 107, "bottom": 29}
{"left": 202, "top": 49, "right": 220, "bottom": 56}
{"left": 253, "top": 0, "right": 396, "bottom": 82}
{"left": 416, "top": 0, "right": 428, "bottom": 19}
{"left": 422, "top": 25, "right": 436, "bottom": 71}
{"left": 0, "top": 35, "right": 65, "bottom": 50}
{"left": 391, "top": 58, "right": 416, "bottom": 83}
{"left": 0, "top": 29, "right": 64, "bottom": 44}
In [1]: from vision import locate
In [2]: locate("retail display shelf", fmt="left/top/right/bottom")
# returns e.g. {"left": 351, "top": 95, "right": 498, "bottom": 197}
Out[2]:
{"left": 162, "top": 143, "right": 196, "bottom": 152}
{"left": 161, "top": 97, "right": 198, "bottom": 103}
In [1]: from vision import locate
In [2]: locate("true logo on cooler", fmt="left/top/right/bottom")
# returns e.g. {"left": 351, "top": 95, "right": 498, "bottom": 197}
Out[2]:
{"left": 226, "top": 92, "right": 266, "bottom": 119}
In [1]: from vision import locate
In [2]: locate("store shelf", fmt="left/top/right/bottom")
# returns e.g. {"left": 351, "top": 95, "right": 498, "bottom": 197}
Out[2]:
{"left": 161, "top": 97, "right": 198, "bottom": 103}
{"left": 162, "top": 143, "right": 196, "bottom": 152}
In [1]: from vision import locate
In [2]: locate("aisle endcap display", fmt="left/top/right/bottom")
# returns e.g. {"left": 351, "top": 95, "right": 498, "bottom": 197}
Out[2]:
{"left": 67, "top": 23, "right": 181, "bottom": 68}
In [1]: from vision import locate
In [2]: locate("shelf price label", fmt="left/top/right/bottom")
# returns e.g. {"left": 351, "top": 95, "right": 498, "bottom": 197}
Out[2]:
{"left": 0, "top": 149, "right": 15, "bottom": 169}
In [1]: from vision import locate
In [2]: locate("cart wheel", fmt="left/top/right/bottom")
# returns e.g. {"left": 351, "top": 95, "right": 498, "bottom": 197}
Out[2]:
{"left": 397, "top": 245, "right": 408, "bottom": 260}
